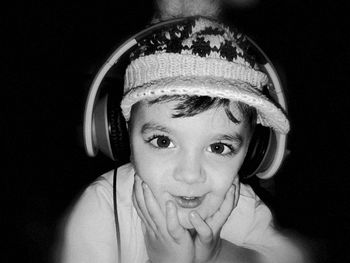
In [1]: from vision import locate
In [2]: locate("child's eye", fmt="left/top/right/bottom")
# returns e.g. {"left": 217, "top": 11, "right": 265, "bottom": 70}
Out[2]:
{"left": 148, "top": 135, "right": 175, "bottom": 149}
{"left": 208, "top": 143, "right": 234, "bottom": 155}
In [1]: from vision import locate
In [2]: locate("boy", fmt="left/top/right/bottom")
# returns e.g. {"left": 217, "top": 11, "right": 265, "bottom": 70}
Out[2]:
{"left": 58, "top": 13, "right": 304, "bottom": 263}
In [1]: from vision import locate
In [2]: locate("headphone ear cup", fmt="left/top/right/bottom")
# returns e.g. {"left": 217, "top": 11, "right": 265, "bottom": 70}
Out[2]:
{"left": 239, "top": 125, "right": 271, "bottom": 180}
{"left": 108, "top": 96, "right": 130, "bottom": 165}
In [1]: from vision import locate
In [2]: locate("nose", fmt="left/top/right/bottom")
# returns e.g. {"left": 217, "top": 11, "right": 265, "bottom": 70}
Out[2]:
{"left": 173, "top": 151, "right": 206, "bottom": 184}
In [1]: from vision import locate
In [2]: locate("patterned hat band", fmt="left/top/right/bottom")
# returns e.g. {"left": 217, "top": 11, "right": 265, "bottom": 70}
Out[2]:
{"left": 120, "top": 76, "right": 290, "bottom": 134}
{"left": 124, "top": 53, "right": 269, "bottom": 92}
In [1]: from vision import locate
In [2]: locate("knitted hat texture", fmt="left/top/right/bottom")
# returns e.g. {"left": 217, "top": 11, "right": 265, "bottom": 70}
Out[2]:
{"left": 120, "top": 17, "right": 289, "bottom": 134}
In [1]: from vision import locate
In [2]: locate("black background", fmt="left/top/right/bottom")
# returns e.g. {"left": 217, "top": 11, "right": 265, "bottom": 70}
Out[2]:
{"left": 3, "top": 0, "right": 349, "bottom": 262}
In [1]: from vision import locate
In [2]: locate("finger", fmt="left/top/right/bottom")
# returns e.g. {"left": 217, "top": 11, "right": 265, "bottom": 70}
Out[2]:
{"left": 166, "top": 200, "right": 187, "bottom": 243}
{"left": 219, "top": 185, "right": 235, "bottom": 218}
{"left": 142, "top": 182, "right": 166, "bottom": 231}
{"left": 133, "top": 175, "right": 158, "bottom": 233}
{"left": 140, "top": 218, "right": 147, "bottom": 234}
{"left": 207, "top": 185, "right": 235, "bottom": 230}
{"left": 233, "top": 176, "right": 240, "bottom": 208}
{"left": 189, "top": 211, "right": 213, "bottom": 245}
{"left": 132, "top": 191, "right": 152, "bottom": 230}
{"left": 140, "top": 219, "right": 156, "bottom": 243}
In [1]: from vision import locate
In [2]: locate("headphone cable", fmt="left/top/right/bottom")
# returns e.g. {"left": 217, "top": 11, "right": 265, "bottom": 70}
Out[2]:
{"left": 113, "top": 164, "right": 122, "bottom": 263}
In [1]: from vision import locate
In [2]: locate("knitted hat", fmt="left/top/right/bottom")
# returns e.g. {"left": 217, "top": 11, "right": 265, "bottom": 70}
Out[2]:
{"left": 120, "top": 16, "right": 289, "bottom": 134}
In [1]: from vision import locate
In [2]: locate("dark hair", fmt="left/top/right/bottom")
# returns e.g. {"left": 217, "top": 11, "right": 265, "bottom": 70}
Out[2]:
{"left": 148, "top": 95, "right": 257, "bottom": 128}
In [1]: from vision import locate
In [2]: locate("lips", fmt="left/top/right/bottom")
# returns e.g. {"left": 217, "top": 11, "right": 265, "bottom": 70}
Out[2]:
{"left": 174, "top": 195, "right": 205, "bottom": 209}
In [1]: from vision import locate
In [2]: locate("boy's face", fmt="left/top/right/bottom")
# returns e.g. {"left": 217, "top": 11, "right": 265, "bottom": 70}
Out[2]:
{"left": 130, "top": 100, "right": 251, "bottom": 229}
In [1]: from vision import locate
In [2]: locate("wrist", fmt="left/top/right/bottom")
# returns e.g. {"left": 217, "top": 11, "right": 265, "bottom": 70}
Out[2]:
{"left": 211, "top": 238, "right": 223, "bottom": 263}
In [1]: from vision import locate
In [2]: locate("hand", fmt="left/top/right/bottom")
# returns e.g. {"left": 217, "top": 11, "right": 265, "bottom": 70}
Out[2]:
{"left": 189, "top": 177, "right": 240, "bottom": 263}
{"left": 133, "top": 175, "right": 195, "bottom": 263}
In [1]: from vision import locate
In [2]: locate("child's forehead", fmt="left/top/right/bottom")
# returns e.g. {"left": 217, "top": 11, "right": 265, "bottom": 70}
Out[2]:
{"left": 131, "top": 97, "right": 245, "bottom": 124}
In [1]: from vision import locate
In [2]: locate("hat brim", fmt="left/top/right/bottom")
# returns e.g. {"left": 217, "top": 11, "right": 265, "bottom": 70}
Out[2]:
{"left": 121, "top": 76, "right": 289, "bottom": 134}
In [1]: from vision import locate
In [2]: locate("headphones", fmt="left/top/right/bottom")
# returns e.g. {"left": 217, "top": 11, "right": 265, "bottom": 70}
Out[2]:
{"left": 83, "top": 17, "right": 288, "bottom": 180}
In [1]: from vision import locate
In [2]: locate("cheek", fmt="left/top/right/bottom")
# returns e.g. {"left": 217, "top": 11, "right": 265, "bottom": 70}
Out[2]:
{"left": 207, "top": 158, "right": 240, "bottom": 188}
{"left": 131, "top": 142, "right": 171, "bottom": 205}
{"left": 203, "top": 162, "right": 240, "bottom": 211}
{"left": 131, "top": 137, "right": 152, "bottom": 175}
{"left": 131, "top": 135, "right": 173, "bottom": 182}
{"left": 208, "top": 175, "right": 233, "bottom": 203}
{"left": 132, "top": 150, "right": 164, "bottom": 181}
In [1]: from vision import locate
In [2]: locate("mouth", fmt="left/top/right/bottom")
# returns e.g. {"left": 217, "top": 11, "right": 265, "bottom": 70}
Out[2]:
{"left": 173, "top": 195, "right": 205, "bottom": 209}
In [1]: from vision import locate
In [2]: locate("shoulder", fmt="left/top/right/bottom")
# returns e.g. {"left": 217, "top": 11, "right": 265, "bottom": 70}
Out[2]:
{"left": 221, "top": 183, "right": 270, "bottom": 242}
{"left": 223, "top": 183, "right": 305, "bottom": 263}
{"left": 75, "top": 162, "right": 135, "bottom": 207}
{"left": 239, "top": 183, "right": 272, "bottom": 221}
{"left": 57, "top": 163, "right": 135, "bottom": 262}
{"left": 70, "top": 162, "right": 134, "bottom": 217}
{"left": 99, "top": 162, "right": 135, "bottom": 186}
{"left": 64, "top": 162, "right": 134, "bottom": 225}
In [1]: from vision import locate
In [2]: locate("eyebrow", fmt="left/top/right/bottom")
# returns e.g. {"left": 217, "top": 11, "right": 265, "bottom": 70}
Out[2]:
{"left": 141, "top": 122, "right": 171, "bottom": 134}
{"left": 215, "top": 133, "right": 244, "bottom": 147}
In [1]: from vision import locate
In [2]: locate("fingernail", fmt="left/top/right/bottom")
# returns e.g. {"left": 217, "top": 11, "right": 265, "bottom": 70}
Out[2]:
{"left": 230, "top": 185, "right": 235, "bottom": 193}
{"left": 142, "top": 182, "right": 148, "bottom": 189}
{"left": 166, "top": 201, "right": 173, "bottom": 209}
{"left": 190, "top": 211, "right": 197, "bottom": 218}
